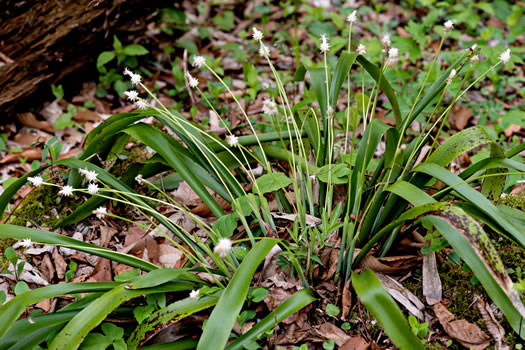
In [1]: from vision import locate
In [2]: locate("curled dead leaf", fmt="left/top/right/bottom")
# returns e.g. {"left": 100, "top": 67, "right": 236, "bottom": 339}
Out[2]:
{"left": 434, "top": 302, "right": 490, "bottom": 349}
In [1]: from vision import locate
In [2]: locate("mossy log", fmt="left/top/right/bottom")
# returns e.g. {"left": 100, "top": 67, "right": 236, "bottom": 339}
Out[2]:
{"left": 0, "top": 0, "right": 169, "bottom": 117}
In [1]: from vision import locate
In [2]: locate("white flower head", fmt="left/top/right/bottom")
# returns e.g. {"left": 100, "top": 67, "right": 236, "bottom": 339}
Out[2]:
{"left": 88, "top": 183, "right": 99, "bottom": 195}
{"left": 252, "top": 27, "right": 264, "bottom": 41}
{"left": 259, "top": 43, "right": 270, "bottom": 56}
{"left": 356, "top": 43, "right": 366, "bottom": 55}
{"left": 20, "top": 238, "right": 32, "bottom": 248}
{"left": 320, "top": 34, "right": 330, "bottom": 53}
{"left": 28, "top": 176, "right": 43, "bottom": 187}
{"left": 499, "top": 49, "right": 511, "bottom": 64}
{"left": 444, "top": 20, "right": 455, "bottom": 32}
{"left": 189, "top": 289, "right": 199, "bottom": 300}
{"left": 93, "top": 206, "right": 107, "bottom": 219}
{"left": 446, "top": 69, "right": 457, "bottom": 85}
{"left": 59, "top": 185, "right": 74, "bottom": 197}
{"left": 124, "top": 90, "right": 139, "bottom": 102}
{"left": 135, "top": 100, "right": 148, "bottom": 110}
{"left": 388, "top": 47, "right": 398, "bottom": 60}
{"left": 135, "top": 174, "right": 144, "bottom": 185}
{"left": 214, "top": 238, "right": 232, "bottom": 258}
{"left": 124, "top": 68, "right": 142, "bottom": 86}
{"left": 262, "top": 98, "right": 278, "bottom": 115}
{"left": 347, "top": 10, "right": 358, "bottom": 23}
{"left": 381, "top": 34, "right": 391, "bottom": 48}
{"left": 471, "top": 54, "right": 479, "bottom": 63}
{"left": 80, "top": 168, "right": 98, "bottom": 182}
{"left": 226, "top": 135, "right": 239, "bottom": 147}
{"left": 192, "top": 55, "right": 206, "bottom": 69}
{"left": 185, "top": 71, "right": 199, "bottom": 89}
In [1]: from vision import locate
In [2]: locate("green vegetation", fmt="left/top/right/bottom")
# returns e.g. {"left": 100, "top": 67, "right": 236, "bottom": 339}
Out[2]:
{"left": 0, "top": 1, "right": 523, "bottom": 349}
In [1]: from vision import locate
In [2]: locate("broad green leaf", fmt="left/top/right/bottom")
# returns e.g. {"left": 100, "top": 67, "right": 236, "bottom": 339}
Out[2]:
{"left": 353, "top": 269, "right": 423, "bottom": 349}
{"left": 96, "top": 52, "right": 115, "bottom": 68}
{"left": 255, "top": 173, "right": 293, "bottom": 194}
{"left": 197, "top": 239, "right": 279, "bottom": 350}
{"left": 123, "top": 44, "right": 149, "bottom": 56}
{"left": 317, "top": 163, "right": 349, "bottom": 184}
{"left": 213, "top": 213, "right": 238, "bottom": 238}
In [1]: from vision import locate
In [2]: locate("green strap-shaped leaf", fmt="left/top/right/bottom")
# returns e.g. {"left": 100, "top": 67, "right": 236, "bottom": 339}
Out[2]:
{"left": 128, "top": 268, "right": 203, "bottom": 289}
{"left": 427, "top": 126, "right": 494, "bottom": 166}
{"left": 386, "top": 181, "right": 435, "bottom": 206}
{"left": 225, "top": 289, "right": 316, "bottom": 350}
{"left": 0, "top": 309, "right": 91, "bottom": 350}
{"left": 127, "top": 292, "right": 222, "bottom": 349}
{"left": 353, "top": 269, "right": 423, "bottom": 349}
{"left": 481, "top": 144, "right": 507, "bottom": 201}
{"left": 124, "top": 123, "right": 225, "bottom": 217}
{"left": 426, "top": 209, "right": 525, "bottom": 338}
{"left": 329, "top": 53, "right": 357, "bottom": 107}
{"left": 0, "top": 224, "right": 157, "bottom": 271}
{"left": 459, "top": 157, "right": 525, "bottom": 180}
{"left": 355, "top": 55, "right": 402, "bottom": 126}
{"left": 49, "top": 281, "right": 194, "bottom": 349}
{"left": 0, "top": 282, "right": 120, "bottom": 338}
{"left": 197, "top": 239, "right": 279, "bottom": 350}
{"left": 414, "top": 163, "right": 525, "bottom": 248}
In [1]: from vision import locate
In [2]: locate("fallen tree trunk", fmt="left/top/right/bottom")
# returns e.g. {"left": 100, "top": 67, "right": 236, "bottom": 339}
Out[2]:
{"left": 0, "top": 0, "right": 168, "bottom": 118}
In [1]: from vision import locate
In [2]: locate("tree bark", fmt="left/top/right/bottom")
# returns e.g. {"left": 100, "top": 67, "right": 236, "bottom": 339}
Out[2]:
{"left": 0, "top": 0, "right": 168, "bottom": 118}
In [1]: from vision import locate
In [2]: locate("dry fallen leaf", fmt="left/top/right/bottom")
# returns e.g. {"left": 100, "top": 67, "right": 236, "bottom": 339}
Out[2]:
{"left": 157, "top": 244, "right": 183, "bottom": 268}
{"left": 450, "top": 106, "right": 473, "bottom": 130}
{"left": 477, "top": 299, "right": 508, "bottom": 350}
{"left": 423, "top": 251, "right": 442, "bottom": 305}
{"left": 376, "top": 273, "right": 425, "bottom": 320}
{"left": 0, "top": 148, "right": 42, "bottom": 164}
{"left": 17, "top": 112, "right": 54, "bottom": 133}
{"left": 88, "top": 258, "right": 112, "bottom": 282}
{"left": 341, "top": 336, "right": 369, "bottom": 350}
{"left": 434, "top": 302, "right": 490, "bottom": 349}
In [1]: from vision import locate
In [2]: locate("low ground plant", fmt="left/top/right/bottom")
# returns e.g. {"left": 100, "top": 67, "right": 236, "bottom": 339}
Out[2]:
{"left": 1, "top": 7, "right": 524, "bottom": 350}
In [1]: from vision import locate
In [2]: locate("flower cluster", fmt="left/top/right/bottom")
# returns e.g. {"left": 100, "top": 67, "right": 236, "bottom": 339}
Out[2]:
{"left": 123, "top": 68, "right": 142, "bottom": 86}
{"left": 356, "top": 44, "right": 366, "bottom": 55}
{"left": 192, "top": 55, "right": 206, "bottom": 69}
{"left": 320, "top": 34, "right": 330, "bottom": 53}
{"left": 214, "top": 238, "right": 232, "bottom": 258}
{"left": 252, "top": 27, "right": 263, "bottom": 41}
{"left": 347, "top": 10, "right": 357, "bottom": 23}
{"left": 28, "top": 176, "right": 44, "bottom": 187}
{"left": 226, "top": 135, "right": 239, "bottom": 147}
{"left": 185, "top": 71, "right": 199, "bottom": 89}
{"left": 262, "top": 99, "right": 278, "bottom": 116}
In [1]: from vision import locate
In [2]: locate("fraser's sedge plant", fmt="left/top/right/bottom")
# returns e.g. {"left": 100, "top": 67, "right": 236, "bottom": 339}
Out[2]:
{"left": 0, "top": 9, "right": 524, "bottom": 350}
